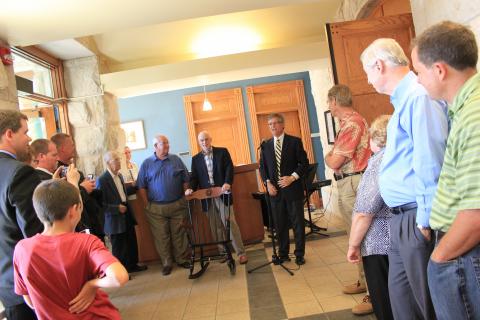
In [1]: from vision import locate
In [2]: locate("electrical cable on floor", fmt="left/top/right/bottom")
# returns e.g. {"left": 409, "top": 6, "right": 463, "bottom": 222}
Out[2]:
{"left": 309, "top": 185, "right": 334, "bottom": 230}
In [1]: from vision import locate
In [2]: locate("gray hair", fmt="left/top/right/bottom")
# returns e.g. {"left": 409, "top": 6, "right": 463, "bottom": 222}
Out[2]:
{"left": 152, "top": 134, "right": 168, "bottom": 147}
{"left": 361, "top": 38, "right": 409, "bottom": 68}
{"left": 267, "top": 113, "right": 285, "bottom": 123}
{"left": 103, "top": 150, "right": 120, "bottom": 163}
{"left": 369, "top": 115, "right": 391, "bottom": 148}
{"left": 197, "top": 130, "right": 211, "bottom": 140}
{"left": 328, "top": 84, "right": 353, "bottom": 107}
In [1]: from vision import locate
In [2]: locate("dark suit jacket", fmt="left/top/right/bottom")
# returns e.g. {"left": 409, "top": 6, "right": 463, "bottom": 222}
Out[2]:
{"left": 58, "top": 160, "right": 105, "bottom": 237}
{"left": 0, "top": 152, "right": 43, "bottom": 307}
{"left": 259, "top": 134, "right": 309, "bottom": 201}
{"left": 190, "top": 146, "right": 234, "bottom": 206}
{"left": 96, "top": 171, "right": 137, "bottom": 235}
{"left": 35, "top": 168, "right": 53, "bottom": 181}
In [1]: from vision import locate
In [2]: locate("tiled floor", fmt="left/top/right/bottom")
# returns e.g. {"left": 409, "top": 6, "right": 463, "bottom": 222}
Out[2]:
{"left": 107, "top": 211, "right": 376, "bottom": 319}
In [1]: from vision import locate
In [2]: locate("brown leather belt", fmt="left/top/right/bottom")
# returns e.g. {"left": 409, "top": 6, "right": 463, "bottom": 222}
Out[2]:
{"left": 333, "top": 171, "right": 364, "bottom": 181}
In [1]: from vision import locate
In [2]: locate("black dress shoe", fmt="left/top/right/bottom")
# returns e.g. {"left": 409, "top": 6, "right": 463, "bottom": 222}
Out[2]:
{"left": 278, "top": 255, "right": 291, "bottom": 262}
{"left": 162, "top": 265, "right": 172, "bottom": 276}
{"left": 177, "top": 261, "right": 191, "bottom": 269}
{"left": 295, "top": 256, "right": 305, "bottom": 265}
{"left": 128, "top": 265, "right": 148, "bottom": 273}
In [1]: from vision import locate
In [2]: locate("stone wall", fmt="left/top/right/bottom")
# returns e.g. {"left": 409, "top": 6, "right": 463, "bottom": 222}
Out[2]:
{"left": 410, "top": 0, "right": 480, "bottom": 69}
{"left": 334, "top": 0, "right": 379, "bottom": 21}
{"left": 63, "top": 56, "right": 125, "bottom": 175}
{"left": 0, "top": 40, "right": 18, "bottom": 110}
{"left": 309, "top": 61, "right": 340, "bottom": 215}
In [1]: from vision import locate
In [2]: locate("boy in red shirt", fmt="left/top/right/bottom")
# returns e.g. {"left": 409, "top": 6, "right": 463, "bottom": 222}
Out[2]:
{"left": 13, "top": 178, "right": 129, "bottom": 320}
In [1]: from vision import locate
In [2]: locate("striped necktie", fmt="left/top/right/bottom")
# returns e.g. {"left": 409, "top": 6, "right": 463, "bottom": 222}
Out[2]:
{"left": 275, "top": 138, "right": 282, "bottom": 180}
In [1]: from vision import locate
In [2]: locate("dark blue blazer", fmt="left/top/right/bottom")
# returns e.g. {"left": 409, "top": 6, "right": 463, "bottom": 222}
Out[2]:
{"left": 0, "top": 152, "right": 43, "bottom": 306}
{"left": 190, "top": 146, "right": 234, "bottom": 206}
{"left": 96, "top": 171, "right": 136, "bottom": 235}
{"left": 259, "top": 134, "right": 309, "bottom": 201}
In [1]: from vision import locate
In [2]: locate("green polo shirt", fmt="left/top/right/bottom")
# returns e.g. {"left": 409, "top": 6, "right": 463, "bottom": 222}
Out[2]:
{"left": 430, "top": 72, "right": 480, "bottom": 232}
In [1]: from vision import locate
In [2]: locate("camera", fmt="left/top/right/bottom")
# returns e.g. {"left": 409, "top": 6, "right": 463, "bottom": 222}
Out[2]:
{"left": 59, "top": 166, "right": 68, "bottom": 178}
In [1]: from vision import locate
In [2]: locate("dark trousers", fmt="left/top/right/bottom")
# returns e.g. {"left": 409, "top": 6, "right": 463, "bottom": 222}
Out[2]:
{"left": 269, "top": 192, "right": 305, "bottom": 258}
{"left": 388, "top": 208, "right": 436, "bottom": 320}
{"left": 110, "top": 221, "right": 139, "bottom": 270}
{"left": 363, "top": 254, "right": 394, "bottom": 320}
{"left": 5, "top": 303, "right": 36, "bottom": 320}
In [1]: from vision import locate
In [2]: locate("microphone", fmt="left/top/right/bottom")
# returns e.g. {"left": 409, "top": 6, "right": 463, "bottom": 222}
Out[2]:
{"left": 257, "top": 139, "right": 267, "bottom": 150}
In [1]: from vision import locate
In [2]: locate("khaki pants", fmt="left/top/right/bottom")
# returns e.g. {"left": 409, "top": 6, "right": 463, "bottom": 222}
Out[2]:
{"left": 337, "top": 174, "right": 366, "bottom": 287}
{"left": 207, "top": 198, "right": 245, "bottom": 256}
{"left": 145, "top": 198, "right": 189, "bottom": 266}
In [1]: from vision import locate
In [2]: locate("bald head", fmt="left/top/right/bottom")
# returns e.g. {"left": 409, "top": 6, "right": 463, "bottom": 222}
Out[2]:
{"left": 197, "top": 131, "right": 212, "bottom": 153}
{"left": 153, "top": 135, "right": 170, "bottom": 159}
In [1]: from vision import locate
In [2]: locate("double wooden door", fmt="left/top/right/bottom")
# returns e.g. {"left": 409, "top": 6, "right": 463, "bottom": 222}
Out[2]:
{"left": 183, "top": 88, "right": 250, "bottom": 165}
{"left": 327, "top": 13, "right": 415, "bottom": 124}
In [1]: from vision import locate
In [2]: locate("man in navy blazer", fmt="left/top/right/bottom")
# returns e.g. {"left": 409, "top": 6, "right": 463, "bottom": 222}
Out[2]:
{"left": 0, "top": 110, "right": 42, "bottom": 320}
{"left": 185, "top": 131, "right": 248, "bottom": 264}
{"left": 259, "top": 113, "right": 309, "bottom": 265}
{"left": 97, "top": 151, "right": 146, "bottom": 274}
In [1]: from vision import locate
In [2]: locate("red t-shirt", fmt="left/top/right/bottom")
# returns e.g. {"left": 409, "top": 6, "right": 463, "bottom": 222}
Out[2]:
{"left": 13, "top": 233, "right": 121, "bottom": 320}
{"left": 333, "top": 111, "right": 371, "bottom": 173}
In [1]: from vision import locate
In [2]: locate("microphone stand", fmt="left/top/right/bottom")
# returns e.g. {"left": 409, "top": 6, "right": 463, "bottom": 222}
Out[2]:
{"left": 248, "top": 141, "right": 294, "bottom": 276}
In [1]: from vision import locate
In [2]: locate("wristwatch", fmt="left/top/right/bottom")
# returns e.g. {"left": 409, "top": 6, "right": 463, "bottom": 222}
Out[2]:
{"left": 416, "top": 224, "right": 431, "bottom": 230}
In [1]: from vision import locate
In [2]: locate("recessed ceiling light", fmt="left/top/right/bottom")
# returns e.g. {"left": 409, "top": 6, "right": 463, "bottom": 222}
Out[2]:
{"left": 192, "top": 26, "right": 261, "bottom": 59}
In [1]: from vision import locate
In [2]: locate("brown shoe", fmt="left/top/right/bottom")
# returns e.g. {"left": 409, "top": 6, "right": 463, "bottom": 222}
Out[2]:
{"left": 239, "top": 255, "right": 248, "bottom": 264}
{"left": 162, "top": 265, "right": 172, "bottom": 276}
{"left": 342, "top": 280, "right": 366, "bottom": 294}
{"left": 352, "top": 295, "right": 373, "bottom": 315}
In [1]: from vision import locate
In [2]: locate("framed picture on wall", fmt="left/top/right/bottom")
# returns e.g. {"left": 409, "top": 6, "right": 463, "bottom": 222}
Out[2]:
{"left": 120, "top": 120, "right": 146, "bottom": 150}
{"left": 324, "top": 110, "right": 337, "bottom": 145}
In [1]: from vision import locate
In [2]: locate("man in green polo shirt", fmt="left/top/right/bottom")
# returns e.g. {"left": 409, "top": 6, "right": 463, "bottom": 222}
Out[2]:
{"left": 412, "top": 21, "right": 480, "bottom": 319}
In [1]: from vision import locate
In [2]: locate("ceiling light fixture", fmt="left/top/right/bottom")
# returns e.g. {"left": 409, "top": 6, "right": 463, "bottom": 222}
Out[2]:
{"left": 203, "top": 84, "right": 212, "bottom": 111}
{"left": 192, "top": 26, "right": 261, "bottom": 59}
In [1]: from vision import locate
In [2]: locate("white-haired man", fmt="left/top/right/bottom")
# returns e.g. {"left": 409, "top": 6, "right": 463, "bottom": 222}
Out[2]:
{"left": 185, "top": 131, "right": 248, "bottom": 264}
{"left": 361, "top": 38, "right": 448, "bottom": 320}
{"left": 97, "top": 151, "right": 147, "bottom": 274}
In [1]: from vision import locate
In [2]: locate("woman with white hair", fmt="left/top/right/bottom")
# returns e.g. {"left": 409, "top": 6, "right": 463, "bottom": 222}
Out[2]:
{"left": 347, "top": 115, "right": 394, "bottom": 320}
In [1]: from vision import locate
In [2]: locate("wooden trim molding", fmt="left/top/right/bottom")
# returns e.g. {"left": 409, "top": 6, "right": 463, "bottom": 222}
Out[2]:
{"left": 183, "top": 88, "right": 250, "bottom": 165}
{"left": 246, "top": 80, "right": 315, "bottom": 163}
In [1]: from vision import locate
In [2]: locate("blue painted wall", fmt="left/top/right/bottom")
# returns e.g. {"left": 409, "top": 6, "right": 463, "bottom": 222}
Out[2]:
{"left": 118, "top": 72, "right": 326, "bottom": 179}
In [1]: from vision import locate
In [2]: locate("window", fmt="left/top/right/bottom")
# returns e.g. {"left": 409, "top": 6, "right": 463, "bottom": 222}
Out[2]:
{"left": 11, "top": 46, "right": 69, "bottom": 136}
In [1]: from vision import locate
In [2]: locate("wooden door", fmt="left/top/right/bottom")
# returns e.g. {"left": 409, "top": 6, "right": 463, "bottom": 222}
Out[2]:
{"left": 326, "top": 13, "right": 415, "bottom": 124}
{"left": 246, "top": 80, "right": 315, "bottom": 163}
{"left": 184, "top": 88, "right": 250, "bottom": 165}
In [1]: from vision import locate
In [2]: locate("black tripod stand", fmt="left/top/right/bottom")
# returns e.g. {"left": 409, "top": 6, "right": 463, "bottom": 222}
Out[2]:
{"left": 303, "top": 164, "right": 332, "bottom": 237}
{"left": 248, "top": 142, "right": 293, "bottom": 276}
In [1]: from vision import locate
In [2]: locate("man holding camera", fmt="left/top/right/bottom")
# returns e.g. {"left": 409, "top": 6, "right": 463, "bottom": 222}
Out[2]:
{"left": 51, "top": 133, "right": 104, "bottom": 240}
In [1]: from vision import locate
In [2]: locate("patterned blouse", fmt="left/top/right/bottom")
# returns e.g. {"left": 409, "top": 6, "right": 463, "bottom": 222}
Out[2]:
{"left": 333, "top": 111, "right": 371, "bottom": 173}
{"left": 353, "top": 149, "right": 392, "bottom": 256}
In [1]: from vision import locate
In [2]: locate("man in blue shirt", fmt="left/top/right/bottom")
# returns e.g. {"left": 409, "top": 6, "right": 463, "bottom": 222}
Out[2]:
{"left": 137, "top": 135, "right": 190, "bottom": 276}
{"left": 361, "top": 38, "right": 448, "bottom": 320}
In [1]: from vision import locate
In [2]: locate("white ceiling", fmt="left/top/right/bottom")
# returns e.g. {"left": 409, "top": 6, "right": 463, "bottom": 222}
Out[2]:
{"left": 0, "top": 0, "right": 342, "bottom": 96}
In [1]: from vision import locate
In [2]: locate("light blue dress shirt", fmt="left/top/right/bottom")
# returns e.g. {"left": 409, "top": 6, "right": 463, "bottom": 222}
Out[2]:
{"left": 379, "top": 71, "right": 449, "bottom": 227}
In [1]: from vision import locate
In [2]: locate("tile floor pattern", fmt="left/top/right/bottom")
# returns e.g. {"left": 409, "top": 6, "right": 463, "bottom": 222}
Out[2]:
{"left": 107, "top": 212, "right": 377, "bottom": 319}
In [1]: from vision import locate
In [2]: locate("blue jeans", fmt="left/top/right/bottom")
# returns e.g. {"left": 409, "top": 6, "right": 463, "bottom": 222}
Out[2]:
{"left": 428, "top": 243, "right": 480, "bottom": 320}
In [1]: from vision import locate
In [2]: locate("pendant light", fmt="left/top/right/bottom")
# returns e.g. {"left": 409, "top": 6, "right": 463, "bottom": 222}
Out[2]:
{"left": 202, "top": 84, "right": 213, "bottom": 111}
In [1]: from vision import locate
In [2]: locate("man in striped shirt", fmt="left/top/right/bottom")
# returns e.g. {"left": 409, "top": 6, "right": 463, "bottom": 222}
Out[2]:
{"left": 412, "top": 21, "right": 480, "bottom": 320}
